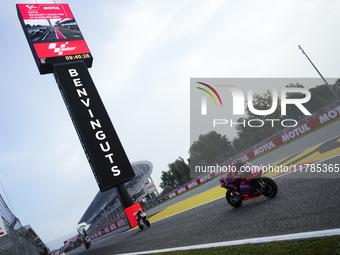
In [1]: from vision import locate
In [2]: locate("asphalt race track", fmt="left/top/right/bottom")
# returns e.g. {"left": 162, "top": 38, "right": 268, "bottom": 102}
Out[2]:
{"left": 66, "top": 120, "right": 340, "bottom": 255}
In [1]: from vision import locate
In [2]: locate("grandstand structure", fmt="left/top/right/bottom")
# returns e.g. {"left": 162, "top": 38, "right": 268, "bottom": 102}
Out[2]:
{"left": 0, "top": 194, "right": 49, "bottom": 255}
{"left": 78, "top": 161, "right": 158, "bottom": 236}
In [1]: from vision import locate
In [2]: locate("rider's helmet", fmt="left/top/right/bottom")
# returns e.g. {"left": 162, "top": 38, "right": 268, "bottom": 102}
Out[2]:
{"left": 234, "top": 160, "right": 243, "bottom": 170}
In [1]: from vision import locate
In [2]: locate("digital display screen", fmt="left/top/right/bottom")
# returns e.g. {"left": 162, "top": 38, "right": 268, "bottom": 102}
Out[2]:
{"left": 17, "top": 4, "right": 93, "bottom": 74}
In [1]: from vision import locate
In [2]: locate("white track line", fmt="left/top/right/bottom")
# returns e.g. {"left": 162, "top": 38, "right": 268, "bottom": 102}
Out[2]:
{"left": 116, "top": 228, "right": 340, "bottom": 255}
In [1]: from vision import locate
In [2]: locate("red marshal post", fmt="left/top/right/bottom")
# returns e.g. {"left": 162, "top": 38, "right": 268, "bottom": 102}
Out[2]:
{"left": 124, "top": 203, "right": 143, "bottom": 228}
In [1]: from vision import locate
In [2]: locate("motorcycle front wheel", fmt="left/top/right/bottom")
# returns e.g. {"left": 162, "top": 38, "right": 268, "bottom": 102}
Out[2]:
{"left": 226, "top": 190, "right": 242, "bottom": 208}
{"left": 145, "top": 220, "right": 150, "bottom": 227}
{"left": 259, "top": 177, "right": 278, "bottom": 198}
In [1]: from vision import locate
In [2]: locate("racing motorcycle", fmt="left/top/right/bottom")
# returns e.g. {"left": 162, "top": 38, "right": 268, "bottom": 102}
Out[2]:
{"left": 135, "top": 212, "right": 151, "bottom": 230}
{"left": 84, "top": 236, "right": 91, "bottom": 249}
{"left": 219, "top": 164, "right": 277, "bottom": 208}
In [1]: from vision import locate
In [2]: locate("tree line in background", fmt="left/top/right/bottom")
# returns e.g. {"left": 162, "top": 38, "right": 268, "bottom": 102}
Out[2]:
{"left": 159, "top": 80, "right": 340, "bottom": 195}
{"left": 159, "top": 157, "right": 191, "bottom": 195}
{"left": 232, "top": 80, "right": 340, "bottom": 154}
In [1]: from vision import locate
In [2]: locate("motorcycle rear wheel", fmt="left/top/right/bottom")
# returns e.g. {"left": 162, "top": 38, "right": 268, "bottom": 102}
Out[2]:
{"left": 145, "top": 220, "right": 150, "bottom": 227}
{"left": 226, "top": 190, "right": 242, "bottom": 208}
{"left": 260, "top": 177, "right": 278, "bottom": 198}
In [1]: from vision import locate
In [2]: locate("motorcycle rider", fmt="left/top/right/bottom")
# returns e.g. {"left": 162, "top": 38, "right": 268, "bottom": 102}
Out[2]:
{"left": 135, "top": 208, "right": 143, "bottom": 222}
{"left": 78, "top": 228, "right": 88, "bottom": 238}
{"left": 228, "top": 160, "right": 244, "bottom": 194}
{"left": 227, "top": 160, "right": 259, "bottom": 194}
{"left": 227, "top": 160, "right": 244, "bottom": 178}
{"left": 77, "top": 228, "right": 90, "bottom": 247}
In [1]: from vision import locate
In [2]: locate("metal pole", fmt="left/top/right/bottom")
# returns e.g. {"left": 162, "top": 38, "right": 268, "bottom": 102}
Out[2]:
{"left": 116, "top": 183, "right": 133, "bottom": 208}
{"left": 316, "top": 95, "right": 325, "bottom": 107}
{"left": 298, "top": 45, "right": 339, "bottom": 100}
{"left": 251, "top": 135, "right": 257, "bottom": 145}
{"left": 231, "top": 144, "right": 238, "bottom": 155}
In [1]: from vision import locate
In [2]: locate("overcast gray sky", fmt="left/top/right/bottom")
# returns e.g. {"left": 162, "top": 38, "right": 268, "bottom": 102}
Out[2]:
{"left": 1, "top": 0, "right": 340, "bottom": 250}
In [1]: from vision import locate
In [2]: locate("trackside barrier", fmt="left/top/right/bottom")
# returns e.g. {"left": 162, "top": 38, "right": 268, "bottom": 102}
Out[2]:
{"left": 166, "top": 174, "right": 216, "bottom": 200}
{"left": 143, "top": 196, "right": 169, "bottom": 211}
{"left": 0, "top": 195, "right": 48, "bottom": 255}
{"left": 90, "top": 218, "right": 127, "bottom": 241}
{"left": 241, "top": 104, "right": 340, "bottom": 161}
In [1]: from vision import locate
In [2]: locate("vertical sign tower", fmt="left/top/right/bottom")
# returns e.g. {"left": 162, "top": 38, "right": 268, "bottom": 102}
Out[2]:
{"left": 17, "top": 4, "right": 135, "bottom": 206}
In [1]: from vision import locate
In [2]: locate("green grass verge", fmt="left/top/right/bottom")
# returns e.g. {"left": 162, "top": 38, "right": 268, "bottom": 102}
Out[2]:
{"left": 151, "top": 236, "right": 340, "bottom": 255}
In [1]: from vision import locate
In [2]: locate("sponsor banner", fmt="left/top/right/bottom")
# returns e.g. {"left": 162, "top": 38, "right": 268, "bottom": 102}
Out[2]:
{"left": 168, "top": 191, "right": 177, "bottom": 199}
{"left": 318, "top": 105, "right": 340, "bottom": 124}
{"left": 166, "top": 173, "right": 214, "bottom": 200}
{"left": 242, "top": 104, "right": 340, "bottom": 161}
{"left": 109, "top": 222, "right": 117, "bottom": 231}
{"left": 91, "top": 218, "right": 127, "bottom": 240}
{"left": 177, "top": 186, "right": 187, "bottom": 195}
{"left": 117, "top": 218, "right": 126, "bottom": 228}
{"left": 199, "top": 174, "right": 212, "bottom": 183}
{"left": 187, "top": 180, "right": 199, "bottom": 189}
{"left": 33, "top": 40, "right": 90, "bottom": 59}
{"left": 54, "top": 62, "right": 135, "bottom": 191}
{"left": 146, "top": 183, "right": 157, "bottom": 193}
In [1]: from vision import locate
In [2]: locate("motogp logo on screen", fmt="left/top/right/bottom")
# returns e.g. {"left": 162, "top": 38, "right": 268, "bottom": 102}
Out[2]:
{"left": 48, "top": 42, "right": 76, "bottom": 56}
{"left": 25, "top": 5, "right": 37, "bottom": 10}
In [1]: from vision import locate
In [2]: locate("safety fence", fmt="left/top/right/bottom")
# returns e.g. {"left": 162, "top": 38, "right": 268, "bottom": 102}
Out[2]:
{"left": 89, "top": 217, "right": 128, "bottom": 241}
{"left": 0, "top": 195, "right": 48, "bottom": 255}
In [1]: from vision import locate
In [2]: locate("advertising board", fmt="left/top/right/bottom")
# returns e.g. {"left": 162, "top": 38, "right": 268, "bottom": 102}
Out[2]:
{"left": 53, "top": 61, "right": 135, "bottom": 191}
{"left": 90, "top": 218, "right": 128, "bottom": 240}
{"left": 17, "top": 4, "right": 93, "bottom": 74}
{"left": 146, "top": 183, "right": 156, "bottom": 193}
